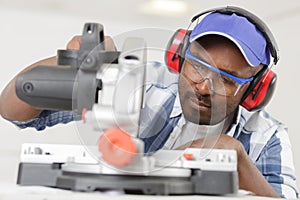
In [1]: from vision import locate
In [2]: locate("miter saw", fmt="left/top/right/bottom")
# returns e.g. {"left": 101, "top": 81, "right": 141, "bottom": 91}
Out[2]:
{"left": 15, "top": 23, "right": 238, "bottom": 195}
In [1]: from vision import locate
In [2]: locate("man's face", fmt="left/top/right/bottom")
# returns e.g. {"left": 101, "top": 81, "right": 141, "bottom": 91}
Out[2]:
{"left": 178, "top": 36, "right": 259, "bottom": 125}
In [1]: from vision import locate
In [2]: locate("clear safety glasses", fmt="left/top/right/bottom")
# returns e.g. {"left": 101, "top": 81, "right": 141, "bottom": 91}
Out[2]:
{"left": 183, "top": 45, "right": 254, "bottom": 96}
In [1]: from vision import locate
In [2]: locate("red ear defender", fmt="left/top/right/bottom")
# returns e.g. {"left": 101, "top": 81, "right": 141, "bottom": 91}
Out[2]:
{"left": 165, "top": 29, "right": 189, "bottom": 73}
{"left": 241, "top": 69, "right": 277, "bottom": 111}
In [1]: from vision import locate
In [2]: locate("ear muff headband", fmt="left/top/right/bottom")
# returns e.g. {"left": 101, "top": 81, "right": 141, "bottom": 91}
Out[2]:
{"left": 165, "top": 6, "right": 279, "bottom": 72}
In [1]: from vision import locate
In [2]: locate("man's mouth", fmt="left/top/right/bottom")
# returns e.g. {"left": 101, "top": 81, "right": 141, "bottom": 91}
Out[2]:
{"left": 189, "top": 97, "right": 211, "bottom": 111}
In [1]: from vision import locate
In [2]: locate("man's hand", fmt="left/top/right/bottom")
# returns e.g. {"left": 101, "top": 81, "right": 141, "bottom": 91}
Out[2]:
{"left": 0, "top": 34, "right": 117, "bottom": 121}
{"left": 66, "top": 35, "right": 117, "bottom": 51}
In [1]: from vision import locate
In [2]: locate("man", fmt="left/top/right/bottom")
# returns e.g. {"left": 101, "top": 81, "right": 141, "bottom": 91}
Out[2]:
{"left": 0, "top": 8, "right": 298, "bottom": 198}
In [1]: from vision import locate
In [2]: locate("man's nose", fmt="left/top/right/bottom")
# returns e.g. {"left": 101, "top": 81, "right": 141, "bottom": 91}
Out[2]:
{"left": 194, "top": 77, "right": 214, "bottom": 95}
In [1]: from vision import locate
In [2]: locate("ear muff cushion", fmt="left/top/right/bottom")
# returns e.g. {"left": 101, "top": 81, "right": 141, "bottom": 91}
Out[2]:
{"left": 165, "top": 29, "right": 188, "bottom": 73}
{"left": 241, "top": 69, "right": 277, "bottom": 111}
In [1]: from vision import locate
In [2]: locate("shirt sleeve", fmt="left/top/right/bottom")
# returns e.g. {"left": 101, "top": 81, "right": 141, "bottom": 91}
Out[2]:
{"left": 9, "top": 110, "right": 81, "bottom": 131}
{"left": 255, "top": 126, "right": 299, "bottom": 199}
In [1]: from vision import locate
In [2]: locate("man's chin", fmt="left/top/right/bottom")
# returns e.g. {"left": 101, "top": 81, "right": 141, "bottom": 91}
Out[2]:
{"left": 183, "top": 112, "right": 210, "bottom": 125}
{"left": 183, "top": 112, "right": 226, "bottom": 126}
{"left": 182, "top": 101, "right": 228, "bottom": 125}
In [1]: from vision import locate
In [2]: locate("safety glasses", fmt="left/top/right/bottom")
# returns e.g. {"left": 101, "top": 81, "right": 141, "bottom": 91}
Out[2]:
{"left": 184, "top": 45, "right": 254, "bottom": 96}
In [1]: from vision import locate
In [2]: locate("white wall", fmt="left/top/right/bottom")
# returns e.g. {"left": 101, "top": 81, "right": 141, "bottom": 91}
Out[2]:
{"left": 0, "top": 2, "right": 299, "bottom": 192}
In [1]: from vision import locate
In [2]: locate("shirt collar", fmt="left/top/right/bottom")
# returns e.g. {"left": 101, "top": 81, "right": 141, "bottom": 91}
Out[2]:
{"left": 170, "top": 91, "right": 182, "bottom": 118}
{"left": 225, "top": 106, "right": 242, "bottom": 137}
{"left": 233, "top": 105, "right": 242, "bottom": 125}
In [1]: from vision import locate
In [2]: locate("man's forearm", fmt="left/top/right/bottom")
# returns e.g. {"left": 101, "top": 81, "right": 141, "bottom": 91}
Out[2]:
{"left": 237, "top": 147, "right": 280, "bottom": 197}
{"left": 177, "top": 134, "right": 281, "bottom": 197}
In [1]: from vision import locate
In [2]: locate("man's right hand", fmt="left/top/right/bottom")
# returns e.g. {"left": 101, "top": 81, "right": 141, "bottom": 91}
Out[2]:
{"left": 0, "top": 34, "right": 117, "bottom": 122}
{"left": 66, "top": 35, "right": 116, "bottom": 51}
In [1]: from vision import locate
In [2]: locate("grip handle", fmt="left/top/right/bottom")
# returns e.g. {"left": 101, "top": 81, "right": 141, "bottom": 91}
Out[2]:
{"left": 16, "top": 65, "right": 78, "bottom": 110}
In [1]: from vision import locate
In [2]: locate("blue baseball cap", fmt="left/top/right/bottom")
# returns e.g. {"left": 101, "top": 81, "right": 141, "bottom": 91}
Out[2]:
{"left": 190, "top": 12, "right": 271, "bottom": 67}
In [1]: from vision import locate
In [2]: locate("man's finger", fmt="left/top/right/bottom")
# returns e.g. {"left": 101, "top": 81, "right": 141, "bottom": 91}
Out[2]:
{"left": 66, "top": 35, "right": 81, "bottom": 50}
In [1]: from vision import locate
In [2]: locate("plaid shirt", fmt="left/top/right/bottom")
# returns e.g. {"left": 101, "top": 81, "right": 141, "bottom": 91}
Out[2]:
{"left": 11, "top": 62, "right": 298, "bottom": 198}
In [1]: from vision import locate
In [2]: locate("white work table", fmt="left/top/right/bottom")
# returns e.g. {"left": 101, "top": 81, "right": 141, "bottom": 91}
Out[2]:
{"left": 0, "top": 182, "right": 279, "bottom": 200}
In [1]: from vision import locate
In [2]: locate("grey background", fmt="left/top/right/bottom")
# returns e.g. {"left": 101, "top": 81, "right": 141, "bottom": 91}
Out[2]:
{"left": 0, "top": 0, "right": 299, "bottom": 192}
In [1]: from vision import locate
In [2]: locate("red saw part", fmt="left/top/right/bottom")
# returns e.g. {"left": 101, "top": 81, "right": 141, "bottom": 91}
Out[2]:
{"left": 98, "top": 128, "right": 137, "bottom": 167}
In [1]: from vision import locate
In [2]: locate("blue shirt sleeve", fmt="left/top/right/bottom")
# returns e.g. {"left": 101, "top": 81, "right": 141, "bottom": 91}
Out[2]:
{"left": 10, "top": 110, "right": 81, "bottom": 131}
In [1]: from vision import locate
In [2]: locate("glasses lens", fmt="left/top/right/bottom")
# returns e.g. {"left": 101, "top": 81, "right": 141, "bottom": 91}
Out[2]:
{"left": 183, "top": 58, "right": 243, "bottom": 96}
